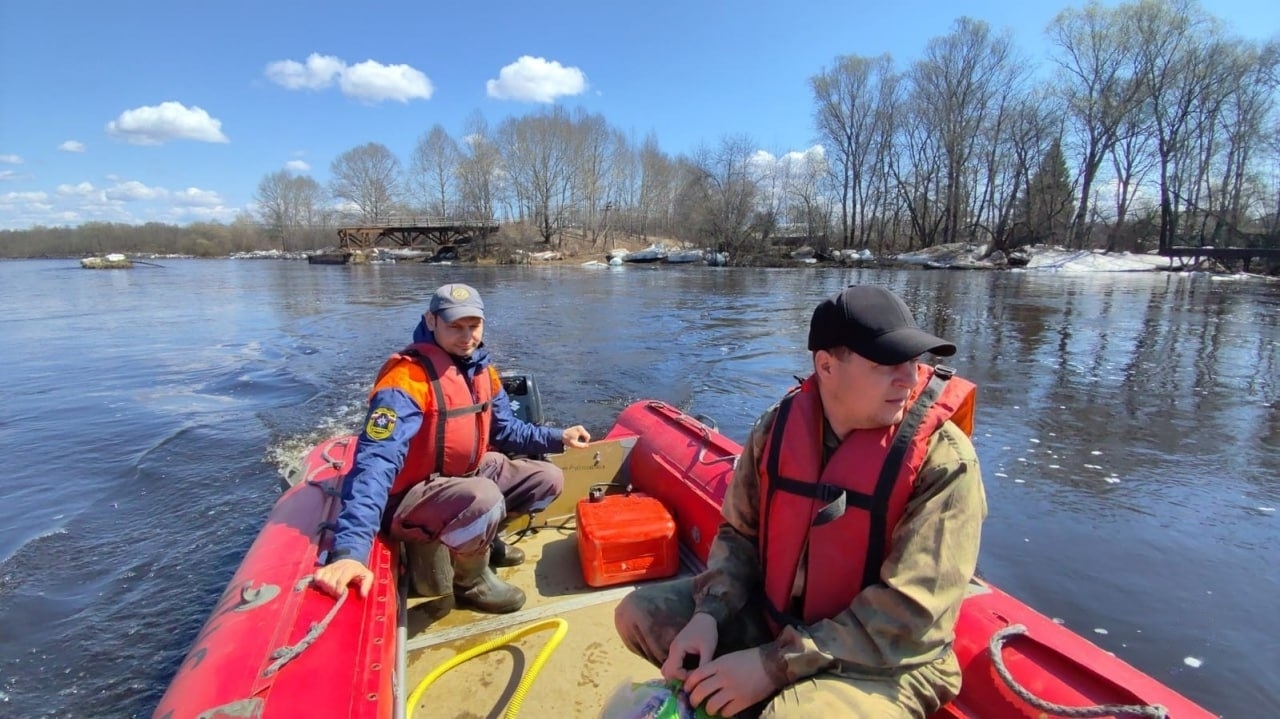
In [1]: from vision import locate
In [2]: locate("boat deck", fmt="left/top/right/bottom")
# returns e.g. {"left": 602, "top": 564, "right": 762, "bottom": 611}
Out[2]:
{"left": 404, "top": 523, "right": 688, "bottom": 717}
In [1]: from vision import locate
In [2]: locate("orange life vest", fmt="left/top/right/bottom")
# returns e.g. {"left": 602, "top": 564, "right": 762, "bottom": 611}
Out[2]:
{"left": 371, "top": 342, "right": 496, "bottom": 495}
{"left": 758, "top": 364, "right": 976, "bottom": 629}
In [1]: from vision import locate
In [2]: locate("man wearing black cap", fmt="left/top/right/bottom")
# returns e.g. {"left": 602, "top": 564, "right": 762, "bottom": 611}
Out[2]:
{"left": 314, "top": 283, "right": 592, "bottom": 614}
{"left": 615, "top": 285, "right": 986, "bottom": 717}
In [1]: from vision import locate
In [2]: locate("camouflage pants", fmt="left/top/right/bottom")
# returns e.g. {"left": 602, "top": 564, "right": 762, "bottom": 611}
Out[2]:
{"left": 386, "top": 451, "right": 563, "bottom": 555}
{"left": 614, "top": 577, "right": 961, "bottom": 719}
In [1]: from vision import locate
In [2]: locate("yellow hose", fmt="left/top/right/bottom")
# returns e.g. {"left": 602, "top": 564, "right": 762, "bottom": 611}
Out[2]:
{"left": 406, "top": 617, "right": 569, "bottom": 719}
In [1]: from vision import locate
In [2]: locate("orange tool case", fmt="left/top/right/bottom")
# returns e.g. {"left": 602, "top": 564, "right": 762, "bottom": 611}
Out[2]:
{"left": 576, "top": 488, "right": 679, "bottom": 588}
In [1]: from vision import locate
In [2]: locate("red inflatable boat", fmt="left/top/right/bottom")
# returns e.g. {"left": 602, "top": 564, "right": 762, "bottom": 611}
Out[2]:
{"left": 154, "top": 395, "right": 1214, "bottom": 719}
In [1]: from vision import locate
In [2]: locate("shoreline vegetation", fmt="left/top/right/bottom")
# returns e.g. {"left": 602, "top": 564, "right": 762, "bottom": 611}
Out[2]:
{"left": 11, "top": 216, "right": 1277, "bottom": 278}
{"left": 64, "top": 236, "right": 1277, "bottom": 278}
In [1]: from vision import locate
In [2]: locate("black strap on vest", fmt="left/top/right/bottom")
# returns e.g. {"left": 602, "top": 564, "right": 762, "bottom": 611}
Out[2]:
{"left": 407, "top": 349, "right": 492, "bottom": 478}
{"left": 768, "top": 476, "right": 874, "bottom": 527}
{"left": 858, "top": 365, "right": 953, "bottom": 590}
{"left": 759, "top": 392, "right": 796, "bottom": 588}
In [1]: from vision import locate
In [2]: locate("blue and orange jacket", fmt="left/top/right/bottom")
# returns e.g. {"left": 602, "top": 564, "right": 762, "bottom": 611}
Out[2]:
{"left": 329, "top": 318, "right": 565, "bottom": 564}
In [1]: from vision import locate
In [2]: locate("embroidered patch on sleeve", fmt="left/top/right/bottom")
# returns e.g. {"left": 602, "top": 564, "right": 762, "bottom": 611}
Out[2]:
{"left": 365, "top": 407, "right": 397, "bottom": 440}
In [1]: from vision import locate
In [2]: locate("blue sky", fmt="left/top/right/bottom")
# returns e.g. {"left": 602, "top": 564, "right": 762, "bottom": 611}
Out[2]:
{"left": 0, "top": 0, "right": 1275, "bottom": 231}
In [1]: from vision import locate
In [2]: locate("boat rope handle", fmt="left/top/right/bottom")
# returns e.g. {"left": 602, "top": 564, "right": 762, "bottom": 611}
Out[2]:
{"left": 406, "top": 617, "right": 569, "bottom": 718}
{"left": 262, "top": 585, "right": 349, "bottom": 677}
{"left": 989, "top": 624, "right": 1169, "bottom": 718}
{"left": 645, "top": 400, "right": 735, "bottom": 466}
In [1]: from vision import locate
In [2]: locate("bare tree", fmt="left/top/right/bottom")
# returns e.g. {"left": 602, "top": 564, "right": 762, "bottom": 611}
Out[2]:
{"left": 1049, "top": 1, "right": 1148, "bottom": 249}
{"left": 679, "top": 135, "right": 760, "bottom": 256}
{"left": 1127, "top": 0, "right": 1235, "bottom": 252}
{"left": 785, "top": 147, "right": 833, "bottom": 244}
{"left": 636, "top": 133, "right": 677, "bottom": 240}
{"left": 498, "top": 108, "right": 576, "bottom": 244}
{"left": 986, "top": 92, "right": 1063, "bottom": 253}
{"left": 907, "top": 18, "right": 1019, "bottom": 246}
{"left": 1106, "top": 99, "right": 1160, "bottom": 251}
{"left": 810, "top": 54, "right": 900, "bottom": 248}
{"left": 329, "top": 142, "right": 402, "bottom": 223}
{"left": 570, "top": 110, "right": 619, "bottom": 246}
{"left": 1208, "top": 40, "right": 1280, "bottom": 244}
{"left": 409, "top": 125, "right": 461, "bottom": 217}
{"left": 891, "top": 93, "right": 948, "bottom": 250}
{"left": 605, "top": 129, "right": 640, "bottom": 249}
{"left": 254, "top": 170, "right": 326, "bottom": 250}
{"left": 456, "top": 112, "right": 501, "bottom": 225}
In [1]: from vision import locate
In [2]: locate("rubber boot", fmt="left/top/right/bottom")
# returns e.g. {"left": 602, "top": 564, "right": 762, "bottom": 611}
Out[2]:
{"left": 489, "top": 537, "right": 525, "bottom": 567}
{"left": 452, "top": 550, "right": 526, "bottom": 614}
{"left": 405, "top": 541, "right": 453, "bottom": 597}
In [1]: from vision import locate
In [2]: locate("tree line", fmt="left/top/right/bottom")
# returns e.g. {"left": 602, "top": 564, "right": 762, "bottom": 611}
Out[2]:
{"left": 3, "top": 0, "right": 1276, "bottom": 264}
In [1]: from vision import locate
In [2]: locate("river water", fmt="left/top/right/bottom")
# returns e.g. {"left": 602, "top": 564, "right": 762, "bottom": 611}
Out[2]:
{"left": 0, "top": 258, "right": 1275, "bottom": 717}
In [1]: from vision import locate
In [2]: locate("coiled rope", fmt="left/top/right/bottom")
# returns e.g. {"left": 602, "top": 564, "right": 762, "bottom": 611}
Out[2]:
{"left": 989, "top": 624, "right": 1169, "bottom": 718}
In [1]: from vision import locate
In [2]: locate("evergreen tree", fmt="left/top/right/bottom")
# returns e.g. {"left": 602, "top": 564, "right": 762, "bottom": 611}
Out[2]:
{"left": 1015, "top": 139, "right": 1075, "bottom": 248}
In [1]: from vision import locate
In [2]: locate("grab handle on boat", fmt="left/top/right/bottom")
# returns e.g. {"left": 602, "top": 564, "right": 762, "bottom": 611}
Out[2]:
{"left": 989, "top": 624, "right": 1169, "bottom": 718}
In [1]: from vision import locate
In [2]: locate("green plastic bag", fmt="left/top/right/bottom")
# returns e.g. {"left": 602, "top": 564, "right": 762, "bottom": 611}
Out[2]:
{"left": 598, "top": 678, "right": 719, "bottom": 719}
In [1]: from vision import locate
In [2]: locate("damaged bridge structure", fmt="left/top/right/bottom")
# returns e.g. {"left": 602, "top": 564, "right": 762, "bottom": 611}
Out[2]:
{"left": 336, "top": 218, "right": 500, "bottom": 255}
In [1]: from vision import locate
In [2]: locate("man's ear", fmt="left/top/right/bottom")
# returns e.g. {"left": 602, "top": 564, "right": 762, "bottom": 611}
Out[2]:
{"left": 813, "top": 349, "right": 833, "bottom": 377}
{"left": 424, "top": 312, "right": 437, "bottom": 331}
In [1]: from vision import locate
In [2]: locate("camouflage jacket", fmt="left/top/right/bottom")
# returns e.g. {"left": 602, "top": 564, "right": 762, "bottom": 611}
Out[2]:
{"left": 691, "top": 401, "right": 987, "bottom": 684}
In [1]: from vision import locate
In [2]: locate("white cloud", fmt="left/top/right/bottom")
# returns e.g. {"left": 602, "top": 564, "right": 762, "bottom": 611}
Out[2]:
{"left": 332, "top": 199, "right": 362, "bottom": 215}
{"left": 265, "top": 53, "right": 345, "bottom": 90}
{"left": 0, "top": 175, "right": 245, "bottom": 230}
{"left": 168, "top": 205, "right": 239, "bottom": 221}
{"left": 266, "top": 54, "right": 432, "bottom": 103}
{"left": 105, "top": 180, "right": 168, "bottom": 201}
{"left": 486, "top": 56, "right": 587, "bottom": 103}
{"left": 172, "top": 187, "right": 223, "bottom": 206}
{"left": 106, "top": 102, "right": 230, "bottom": 145}
{"left": 58, "top": 140, "right": 86, "bottom": 152}
{"left": 0, "top": 170, "right": 17, "bottom": 181}
{"left": 341, "top": 60, "right": 433, "bottom": 103}
{"left": 57, "top": 182, "right": 99, "bottom": 197}
{"left": 284, "top": 160, "right": 311, "bottom": 173}
{"left": 750, "top": 145, "right": 827, "bottom": 174}
{"left": 1, "top": 191, "right": 48, "bottom": 203}
{"left": 0, "top": 154, "right": 22, "bottom": 164}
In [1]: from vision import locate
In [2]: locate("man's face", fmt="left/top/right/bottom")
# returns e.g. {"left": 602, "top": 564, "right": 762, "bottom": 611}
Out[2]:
{"left": 820, "top": 348, "right": 919, "bottom": 429}
{"left": 426, "top": 313, "right": 484, "bottom": 357}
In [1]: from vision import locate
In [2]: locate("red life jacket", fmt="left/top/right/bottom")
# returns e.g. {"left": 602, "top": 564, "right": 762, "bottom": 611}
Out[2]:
{"left": 371, "top": 342, "right": 495, "bottom": 495}
{"left": 758, "top": 364, "right": 976, "bottom": 630}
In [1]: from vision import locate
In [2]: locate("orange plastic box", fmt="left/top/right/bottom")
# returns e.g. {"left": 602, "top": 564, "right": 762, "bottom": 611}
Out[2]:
{"left": 576, "top": 491, "right": 679, "bottom": 588}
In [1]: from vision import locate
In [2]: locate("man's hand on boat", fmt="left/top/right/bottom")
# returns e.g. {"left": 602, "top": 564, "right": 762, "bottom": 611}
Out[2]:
{"left": 562, "top": 425, "right": 591, "bottom": 448}
{"left": 312, "top": 559, "right": 374, "bottom": 599}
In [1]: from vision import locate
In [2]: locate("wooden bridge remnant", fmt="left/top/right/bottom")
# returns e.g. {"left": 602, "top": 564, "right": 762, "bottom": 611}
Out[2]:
{"left": 336, "top": 218, "right": 500, "bottom": 251}
{"left": 1161, "top": 236, "right": 1280, "bottom": 273}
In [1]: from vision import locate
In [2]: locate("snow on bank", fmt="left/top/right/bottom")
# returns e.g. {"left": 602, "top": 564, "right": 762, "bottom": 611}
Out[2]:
{"left": 1022, "top": 247, "right": 1169, "bottom": 272}
{"left": 899, "top": 243, "right": 1199, "bottom": 273}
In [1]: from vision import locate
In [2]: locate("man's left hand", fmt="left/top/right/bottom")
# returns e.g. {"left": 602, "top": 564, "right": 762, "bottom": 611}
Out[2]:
{"left": 562, "top": 425, "right": 591, "bottom": 448}
{"left": 684, "top": 647, "right": 780, "bottom": 717}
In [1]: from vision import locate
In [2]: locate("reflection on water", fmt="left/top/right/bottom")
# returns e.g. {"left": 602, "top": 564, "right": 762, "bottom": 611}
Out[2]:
{"left": 0, "top": 260, "right": 1275, "bottom": 717}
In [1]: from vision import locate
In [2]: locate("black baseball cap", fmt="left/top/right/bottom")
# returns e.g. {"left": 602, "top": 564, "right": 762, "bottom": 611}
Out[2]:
{"left": 807, "top": 285, "right": 956, "bottom": 365}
